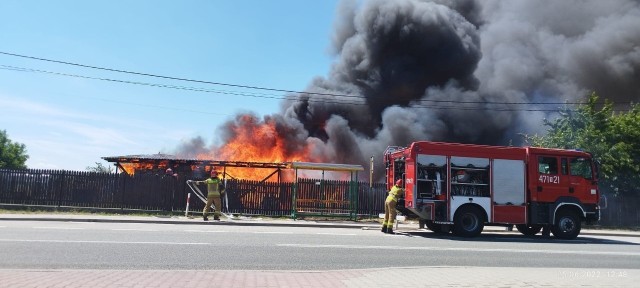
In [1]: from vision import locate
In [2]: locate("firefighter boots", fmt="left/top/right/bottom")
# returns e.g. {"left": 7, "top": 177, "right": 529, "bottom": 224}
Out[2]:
{"left": 214, "top": 215, "right": 220, "bottom": 221}
{"left": 381, "top": 226, "right": 387, "bottom": 233}
{"left": 203, "top": 215, "right": 208, "bottom": 221}
{"left": 386, "top": 227, "right": 394, "bottom": 234}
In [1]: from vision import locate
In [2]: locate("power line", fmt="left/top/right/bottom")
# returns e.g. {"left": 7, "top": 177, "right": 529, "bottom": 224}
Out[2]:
{"left": 0, "top": 65, "right": 286, "bottom": 99}
{"left": 0, "top": 65, "right": 545, "bottom": 110}
{"left": 1, "top": 64, "right": 633, "bottom": 113}
{"left": 0, "top": 51, "right": 366, "bottom": 99}
{"left": 1, "top": 51, "right": 629, "bottom": 107}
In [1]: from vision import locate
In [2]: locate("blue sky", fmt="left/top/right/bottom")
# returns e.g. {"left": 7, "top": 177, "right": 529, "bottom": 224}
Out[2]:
{"left": 0, "top": 0, "right": 339, "bottom": 170}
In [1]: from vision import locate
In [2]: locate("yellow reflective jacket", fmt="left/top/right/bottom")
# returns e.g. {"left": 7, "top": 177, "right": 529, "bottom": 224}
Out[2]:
{"left": 386, "top": 185, "right": 404, "bottom": 202}
{"left": 201, "top": 177, "right": 224, "bottom": 197}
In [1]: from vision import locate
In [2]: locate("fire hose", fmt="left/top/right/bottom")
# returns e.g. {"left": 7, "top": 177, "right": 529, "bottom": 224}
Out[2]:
{"left": 186, "top": 180, "right": 238, "bottom": 220}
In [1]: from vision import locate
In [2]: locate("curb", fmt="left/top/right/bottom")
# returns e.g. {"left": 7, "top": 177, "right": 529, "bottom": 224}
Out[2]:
{"left": 0, "top": 216, "right": 376, "bottom": 230}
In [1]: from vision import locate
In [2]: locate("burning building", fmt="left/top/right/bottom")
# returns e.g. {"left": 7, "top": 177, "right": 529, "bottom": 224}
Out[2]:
{"left": 101, "top": 153, "right": 290, "bottom": 182}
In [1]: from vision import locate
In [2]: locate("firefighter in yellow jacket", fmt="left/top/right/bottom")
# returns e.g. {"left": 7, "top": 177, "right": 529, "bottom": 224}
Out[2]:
{"left": 382, "top": 179, "right": 404, "bottom": 234}
{"left": 196, "top": 169, "right": 225, "bottom": 221}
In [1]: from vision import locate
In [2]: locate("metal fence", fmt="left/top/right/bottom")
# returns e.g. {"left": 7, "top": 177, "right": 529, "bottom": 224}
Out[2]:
{"left": 2, "top": 168, "right": 636, "bottom": 226}
{"left": 598, "top": 193, "right": 640, "bottom": 227}
{"left": 0, "top": 168, "right": 388, "bottom": 218}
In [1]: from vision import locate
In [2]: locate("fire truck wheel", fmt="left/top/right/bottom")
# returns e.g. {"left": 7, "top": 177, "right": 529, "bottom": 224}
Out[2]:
{"left": 551, "top": 210, "right": 582, "bottom": 240}
{"left": 452, "top": 206, "right": 485, "bottom": 237}
{"left": 515, "top": 224, "right": 543, "bottom": 236}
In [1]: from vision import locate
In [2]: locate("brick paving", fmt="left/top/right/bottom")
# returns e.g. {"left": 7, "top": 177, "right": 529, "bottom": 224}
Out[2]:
{"left": 0, "top": 267, "right": 637, "bottom": 288}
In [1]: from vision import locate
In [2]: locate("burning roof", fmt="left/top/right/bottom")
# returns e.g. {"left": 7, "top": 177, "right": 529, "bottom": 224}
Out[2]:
{"left": 102, "top": 153, "right": 288, "bottom": 168}
{"left": 101, "top": 154, "right": 363, "bottom": 181}
{"left": 102, "top": 153, "right": 289, "bottom": 179}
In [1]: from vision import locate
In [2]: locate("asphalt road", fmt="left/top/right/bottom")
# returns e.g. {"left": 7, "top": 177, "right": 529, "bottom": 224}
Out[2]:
{"left": 1, "top": 220, "right": 639, "bottom": 270}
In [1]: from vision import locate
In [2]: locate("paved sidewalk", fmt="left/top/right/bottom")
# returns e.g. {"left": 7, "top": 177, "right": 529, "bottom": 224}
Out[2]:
{"left": 0, "top": 266, "right": 638, "bottom": 288}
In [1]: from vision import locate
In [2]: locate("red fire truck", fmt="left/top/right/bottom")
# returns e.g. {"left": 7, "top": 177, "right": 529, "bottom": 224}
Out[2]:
{"left": 384, "top": 141, "right": 600, "bottom": 239}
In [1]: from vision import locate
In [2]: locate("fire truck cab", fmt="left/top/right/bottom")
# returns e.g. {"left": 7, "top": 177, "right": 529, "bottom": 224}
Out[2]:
{"left": 384, "top": 141, "right": 600, "bottom": 239}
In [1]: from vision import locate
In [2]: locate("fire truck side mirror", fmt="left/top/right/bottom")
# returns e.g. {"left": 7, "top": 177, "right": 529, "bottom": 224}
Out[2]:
{"left": 594, "top": 159, "right": 601, "bottom": 180}
{"left": 599, "top": 195, "right": 608, "bottom": 210}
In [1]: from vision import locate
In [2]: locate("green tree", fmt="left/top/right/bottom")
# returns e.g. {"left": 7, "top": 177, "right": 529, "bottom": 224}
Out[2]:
{"left": 524, "top": 92, "right": 640, "bottom": 196}
{"left": 86, "top": 161, "right": 114, "bottom": 173}
{"left": 0, "top": 130, "right": 29, "bottom": 169}
{"left": 604, "top": 102, "right": 640, "bottom": 195}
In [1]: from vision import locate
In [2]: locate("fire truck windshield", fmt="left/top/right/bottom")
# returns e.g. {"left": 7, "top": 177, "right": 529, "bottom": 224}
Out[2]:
{"left": 570, "top": 157, "right": 593, "bottom": 180}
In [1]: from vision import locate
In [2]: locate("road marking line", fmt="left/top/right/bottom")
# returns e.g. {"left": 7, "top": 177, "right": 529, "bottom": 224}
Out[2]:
{"left": 182, "top": 230, "right": 359, "bottom": 236}
{"left": 184, "top": 230, "right": 229, "bottom": 233}
{"left": 277, "top": 244, "right": 640, "bottom": 257}
{"left": 316, "top": 233, "right": 357, "bottom": 236}
{"left": 111, "top": 229, "right": 158, "bottom": 232}
{"left": 0, "top": 239, "right": 209, "bottom": 245}
{"left": 33, "top": 227, "right": 85, "bottom": 230}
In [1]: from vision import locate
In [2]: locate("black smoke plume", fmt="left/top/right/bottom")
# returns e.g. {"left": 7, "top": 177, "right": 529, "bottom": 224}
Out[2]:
{"left": 177, "top": 0, "right": 640, "bottom": 180}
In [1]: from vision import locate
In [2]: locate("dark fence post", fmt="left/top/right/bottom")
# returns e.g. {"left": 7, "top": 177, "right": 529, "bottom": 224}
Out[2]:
{"left": 120, "top": 173, "right": 126, "bottom": 211}
{"left": 57, "top": 170, "right": 66, "bottom": 208}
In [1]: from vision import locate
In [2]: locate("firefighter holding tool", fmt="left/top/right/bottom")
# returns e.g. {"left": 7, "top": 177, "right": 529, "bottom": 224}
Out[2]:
{"left": 382, "top": 179, "right": 404, "bottom": 234}
{"left": 195, "top": 169, "right": 225, "bottom": 221}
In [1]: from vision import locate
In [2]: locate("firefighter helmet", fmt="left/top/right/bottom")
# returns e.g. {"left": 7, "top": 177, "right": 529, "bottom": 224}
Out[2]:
{"left": 455, "top": 170, "right": 470, "bottom": 182}
{"left": 395, "top": 179, "right": 403, "bottom": 187}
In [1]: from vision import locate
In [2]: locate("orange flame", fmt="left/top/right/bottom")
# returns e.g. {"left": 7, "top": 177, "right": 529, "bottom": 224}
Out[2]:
{"left": 119, "top": 114, "right": 350, "bottom": 181}
{"left": 200, "top": 114, "right": 323, "bottom": 181}
{"left": 121, "top": 162, "right": 172, "bottom": 176}
{"left": 219, "top": 115, "right": 307, "bottom": 162}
